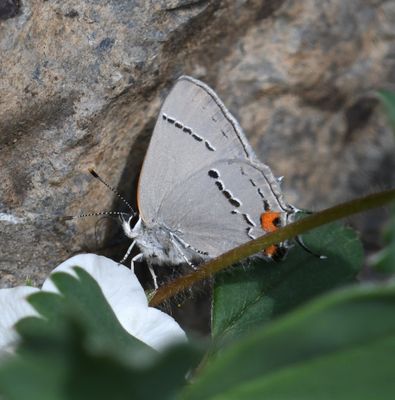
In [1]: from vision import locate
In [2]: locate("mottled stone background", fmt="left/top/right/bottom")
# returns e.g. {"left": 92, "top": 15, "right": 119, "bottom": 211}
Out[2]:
{"left": 1, "top": 0, "right": 395, "bottom": 300}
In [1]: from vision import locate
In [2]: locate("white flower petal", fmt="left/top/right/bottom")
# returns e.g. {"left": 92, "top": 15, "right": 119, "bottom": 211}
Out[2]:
{"left": 0, "top": 286, "right": 39, "bottom": 353}
{"left": 42, "top": 253, "right": 187, "bottom": 351}
{"left": 122, "top": 306, "right": 188, "bottom": 351}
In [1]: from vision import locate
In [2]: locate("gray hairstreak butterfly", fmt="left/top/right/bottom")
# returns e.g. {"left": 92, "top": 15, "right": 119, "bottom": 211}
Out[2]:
{"left": 112, "top": 76, "right": 297, "bottom": 287}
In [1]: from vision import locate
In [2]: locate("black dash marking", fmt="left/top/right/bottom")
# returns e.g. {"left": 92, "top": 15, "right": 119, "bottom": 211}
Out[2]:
{"left": 222, "top": 190, "right": 232, "bottom": 200}
{"left": 162, "top": 113, "right": 167, "bottom": 120}
{"left": 264, "top": 200, "right": 270, "bottom": 211}
{"left": 192, "top": 133, "right": 203, "bottom": 142}
{"left": 175, "top": 122, "right": 183, "bottom": 129}
{"left": 221, "top": 129, "right": 229, "bottom": 138}
{"left": 183, "top": 127, "right": 192, "bottom": 134}
{"left": 242, "top": 213, "right": 255, "bottom": 227}
{"left": 215, "top": 181, "right": 224, "bottom": 191}
{"left": 208, "top": 169, "right": 220, "bottom": 179}
{"left": 167, "top": 117, "right": 175, "bottom": 124}
{"left": 229, "top": 198, "right": 241, "bottom": 207}
{"left": 257, "top": 188, "right": 265, "bottom": 199}
{"left": 249, "top": 179, "right": 257, "bottom": 187}
{"left": 205, "top": 141, "right": 216, "bottom": 151}
{"left": 231, "top": 210, "right": 239, "bottom": 215}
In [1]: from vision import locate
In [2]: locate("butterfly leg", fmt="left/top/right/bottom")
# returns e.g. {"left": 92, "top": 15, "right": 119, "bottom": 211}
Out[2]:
{"left": 129, "top": 253, "right": 158, "bottom": 289}
{"left": 169, "top": 233, "right": 197, "bottom": 270}
{"left": 119, "top": 239, "right": 136, "bottom": 264}
{"left": 130, "top": 252, "right": 143, "bottom": 274}
{"left": 147, "top": 263, "right": 158, "bottom": 290}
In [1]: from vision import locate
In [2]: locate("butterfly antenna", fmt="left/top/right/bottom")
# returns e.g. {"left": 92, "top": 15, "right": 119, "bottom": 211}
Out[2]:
{"left": 88, "top": 168, "right": 136, "bottom": 216}
{"left": 61, "top": 211, "right": 129, "bottom": 222}
{"left": 295, "top": 235, "right": 327, "bottom": 260}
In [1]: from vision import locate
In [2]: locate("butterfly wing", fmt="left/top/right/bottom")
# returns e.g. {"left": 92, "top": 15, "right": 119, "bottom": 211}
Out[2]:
{"left": 137, "top": 76, "right": 260, "bottom": 225}
{"left": 137, "top": 75, "right": 291, "bottom": 257}
{"left": 158, "top": 159, "right": 288, "bottom": 257}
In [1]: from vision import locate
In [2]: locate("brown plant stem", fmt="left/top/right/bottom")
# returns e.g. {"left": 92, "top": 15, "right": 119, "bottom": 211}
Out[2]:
{"left": 149, "top": 188, "right": 395, "bottom": 307}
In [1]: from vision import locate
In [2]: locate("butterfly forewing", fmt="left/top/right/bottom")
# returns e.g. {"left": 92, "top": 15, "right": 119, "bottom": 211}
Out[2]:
{"left": 138, "top": 77, "right": 253, "bottom": 222}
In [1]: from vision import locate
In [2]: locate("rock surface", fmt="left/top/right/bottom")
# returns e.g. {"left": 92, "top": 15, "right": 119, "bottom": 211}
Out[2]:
{"left": 1, "top": 0, "right": 395, "bottom": 288}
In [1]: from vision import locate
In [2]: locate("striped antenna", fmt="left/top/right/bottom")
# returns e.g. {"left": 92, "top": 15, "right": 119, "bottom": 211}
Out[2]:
{"left": 88, "top": 168, "right": 136, "bottom": 216}
{"left": 61, "top": 211, "right": 129, "bottom": 222}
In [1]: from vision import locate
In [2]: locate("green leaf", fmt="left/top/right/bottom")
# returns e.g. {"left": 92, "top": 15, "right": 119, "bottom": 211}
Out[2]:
{"left": 378, "top": 89, "right": 395, "bottom": 132}
{"left": 371, "top": 203, "right": 395, "bottom": 274}
{"left": 210, "top": 336, "right": 395, "bottom": 400}
{"left": 0, "top": 330, "right": 200, "bottom": 400}
{"left": 183, "top": 282, "right": 395, "bottom": 400}
{"left": 22, "top": 268, "right": 155, "bottom": 364}
{"left": 0, "top": 268, "right": 201, "bottom": 400}
{"left": 212, "top": 223, "right": 363, "bottom": 344}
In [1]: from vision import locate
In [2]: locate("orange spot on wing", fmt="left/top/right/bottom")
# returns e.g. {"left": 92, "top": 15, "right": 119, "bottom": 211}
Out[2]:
{"left": 260, "top": 210, "right": 283, "bottom": 260}
{"left": 260, "top": 211, "right": 281, "bottom": 233}
{"left": 264, "top": 244, "right": 279, "bottom": 258}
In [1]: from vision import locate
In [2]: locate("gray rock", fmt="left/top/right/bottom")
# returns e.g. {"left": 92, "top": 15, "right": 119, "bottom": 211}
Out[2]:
{"left": 1, "top": 0, "right": 394, "bottom": 288}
